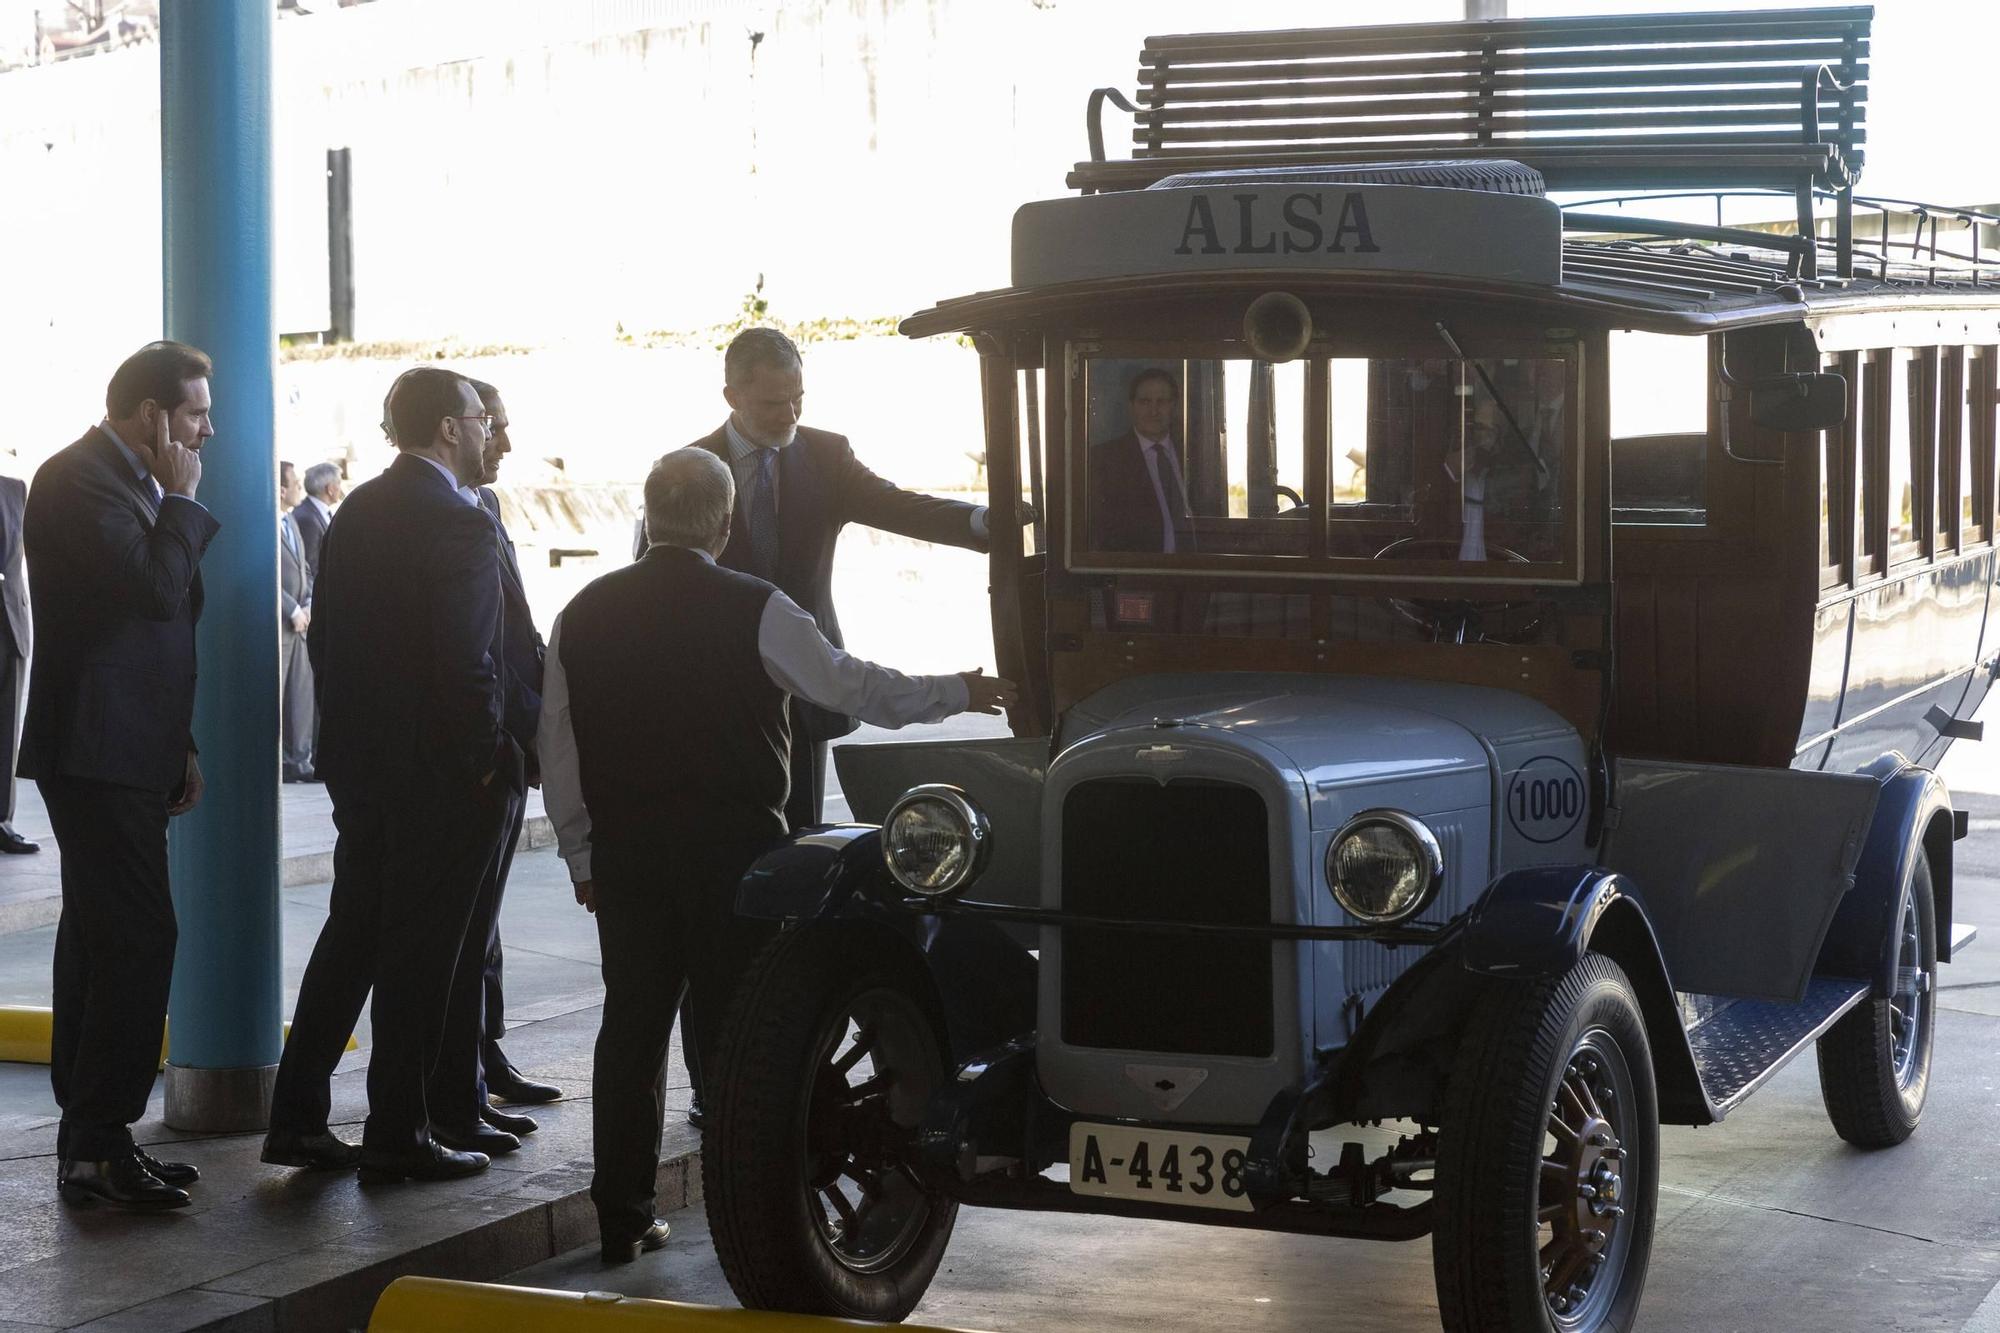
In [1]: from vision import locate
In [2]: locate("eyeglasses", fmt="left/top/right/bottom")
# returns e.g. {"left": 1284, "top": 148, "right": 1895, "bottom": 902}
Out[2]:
{"left": 449, "top": 413, "right": 494, "bottom": 431}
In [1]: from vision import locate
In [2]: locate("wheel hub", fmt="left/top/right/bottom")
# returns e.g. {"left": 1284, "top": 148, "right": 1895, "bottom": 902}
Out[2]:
{"left": 1539, "top": 1039, "right": 1638, "bottom": 1326}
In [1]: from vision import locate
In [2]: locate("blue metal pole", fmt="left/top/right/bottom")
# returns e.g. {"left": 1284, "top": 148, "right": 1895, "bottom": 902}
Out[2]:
{"left": 160, "top": 0, "right": 283, "bottom": 1131}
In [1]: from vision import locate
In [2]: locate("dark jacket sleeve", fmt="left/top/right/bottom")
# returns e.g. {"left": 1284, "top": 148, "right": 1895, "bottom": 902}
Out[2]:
{"left": 428, "top": 504, "right": 510, "bottom": 786}
{"left": 829, "top": 435, "right": 987, "bottom": 553}
{"left": 57, "top": 466, "right": 218, "bottom": 621}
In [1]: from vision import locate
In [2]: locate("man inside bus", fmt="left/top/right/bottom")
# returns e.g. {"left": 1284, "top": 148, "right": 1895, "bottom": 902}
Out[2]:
{"left": 1089, "top": 367, "right": 1195, "bottom": 554}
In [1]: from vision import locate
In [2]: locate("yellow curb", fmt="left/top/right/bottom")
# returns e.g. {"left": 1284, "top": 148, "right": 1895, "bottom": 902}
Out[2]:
{"left": 0, "top": 1005, "right": 355, "bottom": 1067}
{"left": 368, "top": 1277, "right": 993, "bottom": 1332}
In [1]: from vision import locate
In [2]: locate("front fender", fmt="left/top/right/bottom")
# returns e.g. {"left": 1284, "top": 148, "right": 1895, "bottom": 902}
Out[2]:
{"left": 733, "top": 824, "right": 1037, "bottom": 1066}
{"left": 734, "top": 824, "right": 889, "bottom": 922}
{"left": 1819, "top": 756, "right": 1956, "bottom": 988}
{"left": 1461, "top": 865, "right": 1640, "bottom": 979}
{"left": 1457, "top": 866, "right": 1712, "bottom": 1124}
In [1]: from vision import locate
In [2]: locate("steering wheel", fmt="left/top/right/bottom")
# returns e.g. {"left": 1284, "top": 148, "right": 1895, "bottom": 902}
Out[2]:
{"left": 1372, "top": 536, "right": 1546, "bottom": 644}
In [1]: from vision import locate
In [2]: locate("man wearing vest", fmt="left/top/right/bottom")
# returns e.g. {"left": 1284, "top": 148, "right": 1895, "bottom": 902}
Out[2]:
{"left": 540, "top": 447, "right": 1013, "bottom": 1264}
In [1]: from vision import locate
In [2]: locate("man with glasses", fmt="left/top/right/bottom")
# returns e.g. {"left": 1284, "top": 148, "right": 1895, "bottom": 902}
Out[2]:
{"left": 425, "top": 377, "right": 565, "bottom": 1157}
{"left": 265, "top": 367, "right": 521, "bottom": 1184}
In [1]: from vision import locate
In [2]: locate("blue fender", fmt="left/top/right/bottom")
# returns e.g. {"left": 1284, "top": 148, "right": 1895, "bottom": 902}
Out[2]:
{"left": 734, "top": 824, "right": 889, "bottom": 922}
{"left": 1818, "top": 756, "right": 1956, "bottom": 990}
{"left": 732, "top": 825, "right": 1037, "bottom": 1066}
{"left": 1459, "top": 866, "right": 1712, "bottom": 1125}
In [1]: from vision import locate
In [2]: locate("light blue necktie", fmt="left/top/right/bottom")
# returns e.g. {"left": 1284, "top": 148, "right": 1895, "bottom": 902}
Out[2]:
{"left": 748, "top": 447, "right": 780, "bottom": 580}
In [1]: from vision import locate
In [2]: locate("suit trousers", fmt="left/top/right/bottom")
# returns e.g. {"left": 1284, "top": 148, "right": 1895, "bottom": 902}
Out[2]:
{"left": 0, "top": 652, "right": 21, "bottom": 823}
{"left": 270, "top": 775, "right": 507, "bottom": 1153}
{"left": 476, "top": 786, "right": 530, "bottom": 1085}
{"left": 589, "top": 834, "right": 775, "bottom": 1244}
{"left": 42, "top": 776, "right": 175, "bottom": 1160}
{"left": 428, "top": 782, "right": 524, "bottom": 1123}
{"left": 279, "top": 630, "right": 314, "bottom": 770}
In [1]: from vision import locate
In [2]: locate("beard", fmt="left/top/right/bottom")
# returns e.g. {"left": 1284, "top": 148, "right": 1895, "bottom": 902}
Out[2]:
{"left": 737, "top": 418, "right": 798, "bottom": 451}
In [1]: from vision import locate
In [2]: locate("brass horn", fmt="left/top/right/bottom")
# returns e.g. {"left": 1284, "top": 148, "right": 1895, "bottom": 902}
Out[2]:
{"left": 1244, "top": 291, "right": 1313, "bottom": 363}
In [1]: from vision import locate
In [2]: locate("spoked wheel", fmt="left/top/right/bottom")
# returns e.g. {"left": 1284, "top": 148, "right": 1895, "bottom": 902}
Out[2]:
{"left": 1817, "top": 856, "right": 1936, "bottom": 1147}
{"left": 805, "top": 992, "right": 941, "bottom": 1274}
{"left": 706, "top": 923, "right": 957, "bottom": 1321}
{"left": 1435, "top": 954, "right": 1659, "bottom": 1332}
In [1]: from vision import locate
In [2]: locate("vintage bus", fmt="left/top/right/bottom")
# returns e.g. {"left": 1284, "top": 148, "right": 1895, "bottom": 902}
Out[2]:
{"left": 704, "top": 9, "right": 1986, "bottom": 1331}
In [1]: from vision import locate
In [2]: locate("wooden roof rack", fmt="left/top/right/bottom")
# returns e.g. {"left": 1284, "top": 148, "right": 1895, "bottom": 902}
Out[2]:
{"left": 1072, "top": 6, "right": 1871, "bottom": 277}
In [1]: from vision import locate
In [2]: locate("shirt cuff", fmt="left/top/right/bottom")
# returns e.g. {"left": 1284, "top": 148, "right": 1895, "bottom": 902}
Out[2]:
{"left": 943, "top": 672, "right": 970, "bottom": 713}
{"left": 563, "top": 848, "right": 593, "bottom": 882}
{"left": 969, "top": 506, "right": 989, "bottom": 541}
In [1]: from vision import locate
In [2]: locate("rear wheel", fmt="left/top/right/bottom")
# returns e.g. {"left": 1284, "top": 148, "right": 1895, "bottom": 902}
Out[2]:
{"left": 1435, "top": 954, "right": 1659, "bottom": 1332}
{"left": 1817, "top": 856, "right": 1936, "bottom": 1147}
{"left": 705, "top": 923, "right": 957, "bottom": 1321}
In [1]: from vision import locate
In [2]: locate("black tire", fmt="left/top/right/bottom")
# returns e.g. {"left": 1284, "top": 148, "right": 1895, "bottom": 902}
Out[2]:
{"left": 1816, "top": 855, "right": 1936, "bottom": 1147}
{"left": 1434, "top": 954, "right": 1659, "bottom": 1333}
{"left": 704, "top": 921, "right": 958, "bottom": 1322}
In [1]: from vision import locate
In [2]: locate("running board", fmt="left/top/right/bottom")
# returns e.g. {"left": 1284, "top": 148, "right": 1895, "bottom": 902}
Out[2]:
{"left": 1682, "top": 978, "right": 1870, "bottom": 1118}
{"left": 1951, "top": 921, "right": 1979, "bottom": 955}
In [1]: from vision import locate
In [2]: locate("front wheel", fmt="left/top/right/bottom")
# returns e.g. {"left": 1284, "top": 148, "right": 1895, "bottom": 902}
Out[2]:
{"left": 704, "top": 922, "right": 958, "bottom": 1321}
{"left": 1816, "top": 855, "right": 1936, "bottom": 1147}
{"left": 1434, "top": 954, "right": 1659, "bottom": 1333}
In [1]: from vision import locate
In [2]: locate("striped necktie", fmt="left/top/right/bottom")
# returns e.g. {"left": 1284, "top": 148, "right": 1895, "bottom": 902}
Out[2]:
{"left": 747, "top": 447, "right": 780, "bottom": 580}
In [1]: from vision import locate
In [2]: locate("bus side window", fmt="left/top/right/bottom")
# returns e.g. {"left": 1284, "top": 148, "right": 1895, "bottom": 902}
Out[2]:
{"left": 1609, "top": 331, "right": 1707, "bottom": 526}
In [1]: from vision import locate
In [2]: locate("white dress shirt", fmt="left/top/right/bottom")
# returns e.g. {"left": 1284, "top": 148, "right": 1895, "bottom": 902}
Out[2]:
{"left": 539, "top": 547, "right": 972, "bottom": 881}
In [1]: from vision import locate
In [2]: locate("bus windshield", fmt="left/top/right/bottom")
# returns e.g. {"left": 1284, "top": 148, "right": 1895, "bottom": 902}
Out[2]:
{"left": 1076, "top": 350, "right": 1573, "bottom": 573}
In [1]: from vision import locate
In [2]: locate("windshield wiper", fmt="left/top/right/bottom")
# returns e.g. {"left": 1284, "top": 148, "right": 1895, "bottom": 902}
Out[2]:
{"left": 1435, "top": 322, "right": 1550, "bottom": 483}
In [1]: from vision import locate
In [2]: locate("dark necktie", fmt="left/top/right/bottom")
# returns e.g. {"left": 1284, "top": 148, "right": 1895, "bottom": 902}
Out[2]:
{"left": 747, "top": 447, "right": 780, "bottom": 580}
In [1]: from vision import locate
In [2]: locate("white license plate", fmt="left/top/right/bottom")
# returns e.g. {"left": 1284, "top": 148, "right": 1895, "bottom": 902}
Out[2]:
{"left": 1067, "top": 1122, "right": 1254, "bottom": 1213}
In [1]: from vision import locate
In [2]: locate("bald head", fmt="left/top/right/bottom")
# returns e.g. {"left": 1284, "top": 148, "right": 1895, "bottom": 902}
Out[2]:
{"left": 643, "top": 448, "right": 736, "bottom": 554}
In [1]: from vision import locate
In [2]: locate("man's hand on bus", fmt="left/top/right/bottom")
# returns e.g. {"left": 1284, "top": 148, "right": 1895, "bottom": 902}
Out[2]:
{"left": 958, "top": 669, "right": 1018, "bottom": 715}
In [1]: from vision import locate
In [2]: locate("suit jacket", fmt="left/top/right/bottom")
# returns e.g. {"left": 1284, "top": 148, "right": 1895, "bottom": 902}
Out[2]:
{"left": 20, "top": 427, "right": 219, "bottom": 792}
{"left": 692, "top": 422, "right": 984, "bottom": 741}
{"left": 307, "top": 453, "right": 517, "bottom": 794}
{"left": 477, "top": 486, "right": 545, "bottom": 756}
{"left": 279, "top": 512, "right": 310, "bottom": 625}
{"left": 291, "top": 496, "right": 329, "bottom": 582}
{"left": 1089, "top": 431, "right": 1187, "bottom": 554}
{"left": 0, "top": 476, "right": 28, "bottom": 659}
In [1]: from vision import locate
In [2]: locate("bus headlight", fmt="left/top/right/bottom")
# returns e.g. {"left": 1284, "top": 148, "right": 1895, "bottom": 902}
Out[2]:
{"left": 882, "top": 785, "right": 991, "bottom": 898}
{"left": 1326, "top": 810, "right": 1443, "bottom": 925}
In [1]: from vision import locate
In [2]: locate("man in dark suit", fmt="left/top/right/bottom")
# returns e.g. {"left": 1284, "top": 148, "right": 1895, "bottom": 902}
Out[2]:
{"left": 264, "top": 366, "right": 519, "bottom": 1183}
{"left": 0, "top": 473, "right": 36, "bottom": 854}
{"left": 292, "top": 461, "right": 340, "bottom": 582}
{"left": 424, "top": 377, "right": 562, "bottom": 1149}
{"left": 690, "top": 327, "right": 997, "bottom": 832}
{"left": 23, "top": 340, "right": 217, "bottom": 1210}
{"left": 278, "top": 462, "right": 315, "bottom": 783}
{"left": 1089, "top": 366, "right": 1193, "bottom": 554}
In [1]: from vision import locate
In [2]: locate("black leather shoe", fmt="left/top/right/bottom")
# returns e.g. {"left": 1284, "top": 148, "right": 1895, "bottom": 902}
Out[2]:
{"left": 356, "top": 1139, "right": 489, "bottom": 1183}
{"left": 429, "top": 1121, "right": 521, "bottom": 1156}
{"left": 480, "top": 1103, "right": 538, "bottom": 1136}
{"left": 58, "top": 1155, "right": 190, "bottom": 1211}
{"left": 262, "top": 1127, "right": 361, "bottom": 1170}
{"left": 600, "top": 1218, "right": 671, "bottom": 1264}
{"left": 135, "top": 1148, "right": 199, "bottom": 1187}
{"left": 486, "top": 1066, "right": 562, "bottom": 1104}
{"left": 685, "top": 1097, "right": 705, "bottom": 1131}
{"left": 0, "top": 826, "right": 39, "bottom": 854}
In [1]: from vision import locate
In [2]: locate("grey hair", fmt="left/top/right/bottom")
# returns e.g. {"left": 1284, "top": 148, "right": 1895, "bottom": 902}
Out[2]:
{"left": 723, "top": 326, "right": 802, "bottom": 387}
{"left": 643, "top": 448, "right": 735, "bottom": 549}
{"left": 301, "top": 462, "right": 341, "bottom": 498}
